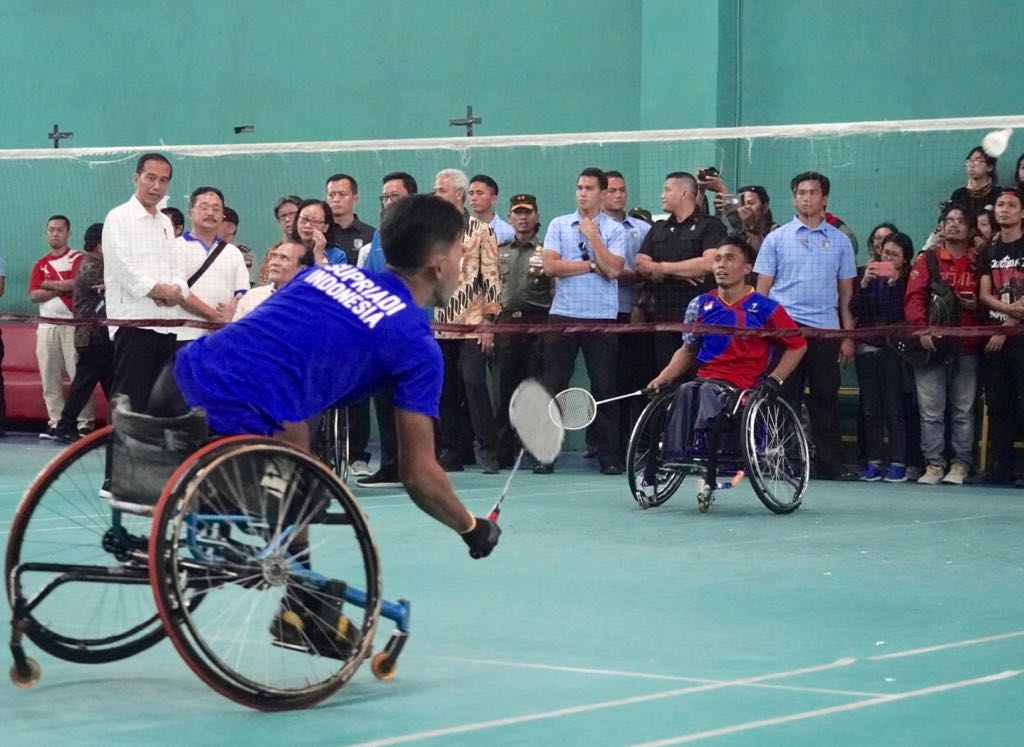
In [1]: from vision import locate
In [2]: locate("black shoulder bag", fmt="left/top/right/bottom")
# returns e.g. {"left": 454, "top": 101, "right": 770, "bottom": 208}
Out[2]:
{"left": 187, "top": 240, "right": 228, "bottom": 287}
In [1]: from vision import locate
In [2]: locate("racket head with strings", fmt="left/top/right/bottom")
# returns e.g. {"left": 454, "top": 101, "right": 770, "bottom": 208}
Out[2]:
{"left": 510, "top": 379, "right": 564, "bottom": 464}
{"left": 551, "top": 387, "right": 597, "bottom": 431}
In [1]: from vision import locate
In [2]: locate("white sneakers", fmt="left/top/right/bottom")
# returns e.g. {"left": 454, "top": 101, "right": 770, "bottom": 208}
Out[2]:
{"left": 349, "top": 460, "right": 372, "bottom": 477}
{"left": 917, "top": 462, "right": 968, "bottom": 485}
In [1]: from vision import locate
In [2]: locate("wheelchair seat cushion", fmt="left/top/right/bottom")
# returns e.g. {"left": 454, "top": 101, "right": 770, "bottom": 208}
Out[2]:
{"left": 110, "top": 394, "right": 209, "bottom": 506}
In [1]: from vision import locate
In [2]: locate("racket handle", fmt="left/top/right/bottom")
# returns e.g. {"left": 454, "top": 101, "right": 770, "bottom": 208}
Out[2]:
{"left": 488, "top": 508, "right": 500, "bottom": 522}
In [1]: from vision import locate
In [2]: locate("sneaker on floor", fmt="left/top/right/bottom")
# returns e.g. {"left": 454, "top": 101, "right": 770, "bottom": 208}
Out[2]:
{"left": 858, "top": 463, "right": 883, "bottom": 482}
{"left": 883, "top": 464, "right": 907, "bottom": 483}
{"left": 917, "top": 465, "right": 944, "bottom": 485}
{"left": 270, "top": 599, "right": 360, "bottom": 660}
{"left": 349, "top": 459, "right": 372, "bottom": 477}
{"left": 942, "top": 462, "right": 969, "bottom": 485}
{"left": 356, "top": 468, "right": 401, "bottom": 489}
{"left": 54, "top": 426, "right": 80, "bottom": 443}
{"left": 77, "top": 424, "right": 95, "bottom": 437}
{"left": 38, "top": 427, "right": 57, "bottom": 440}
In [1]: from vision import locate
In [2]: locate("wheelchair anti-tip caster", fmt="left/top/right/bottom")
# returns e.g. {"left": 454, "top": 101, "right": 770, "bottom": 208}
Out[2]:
{"left": 370, "top": 651, "right": 397, "bottom": 680}
{"left": 10, "top": 657, "right": 41, "bottom": 688}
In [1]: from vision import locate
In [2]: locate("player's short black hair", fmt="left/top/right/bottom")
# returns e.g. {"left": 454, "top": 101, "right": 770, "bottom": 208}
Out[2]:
{"left": 381, "top": 194, "right": 463, "bottom": 270}
{"left": 325, "top": 173, "right": 358, "bottom": 193}
{"left": 161, "top": 207, "right": 184, "bottom": 227}
{"left": 136, "top": 152, "right": 173, "bottom": 179}
{"left": 578, "top": 167, "right": 607, "bottom": 190}
{"left": 47, "top": 214, "right": 70, "bottom": 230}
{"left": 469, "top": 174, "right": 499, "bottom": 195}
{"left": 382, "top": 171, "right": 418, "bottom": 195}
{"left": 222, "top": 206, "right": 239, "bottom": 225}
{"left": 790, "top": 171, "right": 830, "bottom": 196}
{"left": 189, "top": 187, "right": 224, "bottom": 208}
{"left": 719, "top": 233, "right": 756, "bottom": 265}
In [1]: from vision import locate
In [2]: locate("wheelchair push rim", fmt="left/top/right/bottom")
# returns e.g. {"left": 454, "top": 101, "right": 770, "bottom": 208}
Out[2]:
{"left": 148, "top": 436, "right": 382, "bottom": 710}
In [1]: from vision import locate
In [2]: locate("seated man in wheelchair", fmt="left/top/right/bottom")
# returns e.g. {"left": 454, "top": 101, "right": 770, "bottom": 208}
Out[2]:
{"left": 647, "top": 235, "right": 807, "bottom": 460}
{"left": 132, "top": 195, "right": 501, "bottom": 656}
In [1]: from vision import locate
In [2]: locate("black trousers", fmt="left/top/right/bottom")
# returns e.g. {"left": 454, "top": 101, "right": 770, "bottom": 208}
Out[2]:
{"left": 493, "top": 312, "right": 546, "bottom": 464}
{"left": 346, "top": 398, "right": 371, "bottom": 463}
{"left": 0, "top": 330, "right": 5, "bottom": 431}
{"left": 542, "top": 314, "right": 620, "bottom": 467}
{"left": 854, "top": 347, "right": 908, "bottom": 464}
{"left": 373, "top": 393, "right": 397, "bottom": 470}
{"left": 780, "top": 334, "right": 844, "bottom": 474}
{"left": 111, "top": 328, "right": 179, "bottom": 412}
{"left": 982, "top": 341, "right": 1024, "bottom": 476}
{"left": 438, "top": 339, "right": 499, "bottom": 464}
{"left": 57, "top": 341, "right": 114, "bottom": 431}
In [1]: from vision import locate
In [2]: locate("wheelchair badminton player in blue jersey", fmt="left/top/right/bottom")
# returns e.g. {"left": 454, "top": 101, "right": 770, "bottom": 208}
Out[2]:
{"left": 133, "top": 195, "right": 501, "bottom": 658}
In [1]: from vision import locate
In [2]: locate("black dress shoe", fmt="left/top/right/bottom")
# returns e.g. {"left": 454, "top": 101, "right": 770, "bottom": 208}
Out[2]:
{"left": 533, "top": 463, "right": 553, "bottom": 474}
{"left": 600, "top": 463, "right": 624, "bottom": 476}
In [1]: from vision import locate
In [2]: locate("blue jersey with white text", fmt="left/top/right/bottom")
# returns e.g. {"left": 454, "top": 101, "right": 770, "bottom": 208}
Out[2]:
{"left": 175, "top": 265, "right": 441, "bottom": 435}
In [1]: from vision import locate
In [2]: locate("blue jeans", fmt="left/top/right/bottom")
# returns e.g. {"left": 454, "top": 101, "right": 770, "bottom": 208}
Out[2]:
{"left": 913, "top": 354, "right": 979, "bottom": 469}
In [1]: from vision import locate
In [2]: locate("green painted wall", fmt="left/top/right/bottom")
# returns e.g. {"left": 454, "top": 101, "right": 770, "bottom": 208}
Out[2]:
{"left": 1, "top": 0, "right": 1023, "bottom": 316}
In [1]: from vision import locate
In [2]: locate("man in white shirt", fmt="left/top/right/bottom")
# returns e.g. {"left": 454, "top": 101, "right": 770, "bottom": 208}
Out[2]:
{"left": 175, "top": 187, "right": 251, "bottom": 342}
{"left": 28, "top": 215, "right": 86, "bottom": 438}
{"left": 103, "top": 153, "right": 190, "bottom": 412}
{"left": 233, "top": 240, "right": 311, "bottom": 320}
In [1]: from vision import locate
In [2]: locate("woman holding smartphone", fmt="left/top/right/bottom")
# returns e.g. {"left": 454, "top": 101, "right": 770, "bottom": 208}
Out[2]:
{"left": 852, "top": 232, "right": 915, "bottom": 482}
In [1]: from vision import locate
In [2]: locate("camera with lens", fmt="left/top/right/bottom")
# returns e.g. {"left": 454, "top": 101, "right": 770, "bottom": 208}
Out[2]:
{"left": 720, "top": 193, "right": 742, "bottom": 210}
{"left": 697, "top": 166, "right": 720, "bottom": 182}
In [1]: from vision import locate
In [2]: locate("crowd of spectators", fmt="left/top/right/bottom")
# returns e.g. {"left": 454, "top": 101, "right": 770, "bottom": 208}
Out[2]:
{"left": 3, "top": 147, "right": 1024, "bottom": 493}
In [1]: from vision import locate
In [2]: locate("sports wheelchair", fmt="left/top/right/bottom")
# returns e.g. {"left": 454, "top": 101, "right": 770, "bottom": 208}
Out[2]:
{"left": 6, "top": 399, "right": 409, "bottom": 710}
{"left": 625, "top": 381, "right": 810, "bottom": 514}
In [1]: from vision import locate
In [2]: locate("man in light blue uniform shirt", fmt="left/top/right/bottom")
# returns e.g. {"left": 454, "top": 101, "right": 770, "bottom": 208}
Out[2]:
{"left": 603, "top": 170, "right": 652, "bottom": 455}
{"left": 539, "top": 167, "right": 627, "bottom": 474}
{"left": 754, "top": 170, "right": 857, "bottom": 480}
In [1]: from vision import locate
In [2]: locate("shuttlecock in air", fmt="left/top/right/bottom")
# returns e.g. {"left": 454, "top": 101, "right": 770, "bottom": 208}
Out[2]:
{"left": 982, "top": 128, "right": 1012, "bottom": 158}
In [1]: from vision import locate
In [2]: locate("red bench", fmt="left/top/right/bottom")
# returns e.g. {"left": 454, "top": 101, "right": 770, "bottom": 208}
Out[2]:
{"left": 1, "top": 322, "right": 108, "bottom": 427}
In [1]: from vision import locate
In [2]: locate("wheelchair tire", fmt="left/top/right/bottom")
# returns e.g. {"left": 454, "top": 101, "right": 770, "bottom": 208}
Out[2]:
{"left": 626, "top": 391, "right": 685, "bottom": 508}
{"left": 4, "top": 428, "right": 169, "bottom": 663}
{"left": 318, "top": 407, "right": 349, "bottom": 483}
{"left": 148, "top": 436, "right": 381, "bottom": 710}
{"left": 741, "top": 395, "right": 810, "bottom": 514}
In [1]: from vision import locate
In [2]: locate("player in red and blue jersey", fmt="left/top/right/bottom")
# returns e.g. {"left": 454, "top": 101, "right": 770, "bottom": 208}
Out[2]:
{"left": 648, "top": 235, "right": 806, "bottom": 454}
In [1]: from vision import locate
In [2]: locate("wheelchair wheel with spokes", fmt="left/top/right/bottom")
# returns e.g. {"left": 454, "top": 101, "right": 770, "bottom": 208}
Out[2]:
{"left": 318, "top": 407, "right": 349, "bottom": 483}
{"left": 148, "top": 437, "right": 381, "bottom": 710}
{"left": 4, "top": 428, "right": 169, "bottom": 663}
{"left": 741, "top": 395, "right": 810, "bottom": 514}
{"left": 626, "top": 391, "right": 685, "bottom": 508}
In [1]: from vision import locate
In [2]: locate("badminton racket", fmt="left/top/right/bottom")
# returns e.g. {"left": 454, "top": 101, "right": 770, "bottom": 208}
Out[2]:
{"left": 487, "top": 379, "right": 564, "bottom": 522}
{"left": 551, "top": 387, "right": 653, "bottom": 431}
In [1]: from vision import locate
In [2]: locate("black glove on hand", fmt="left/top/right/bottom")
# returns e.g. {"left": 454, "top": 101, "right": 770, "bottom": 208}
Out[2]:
{"left": 756, "top": 375, "right": 783, "bottom": 401}
{"left": 461, "top": 517, "right": 501, "bottom": 559}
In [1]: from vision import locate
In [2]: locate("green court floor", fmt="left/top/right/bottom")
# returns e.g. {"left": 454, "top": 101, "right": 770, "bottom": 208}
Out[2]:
{"left": 2, "top": 433, "right": 1022, "bottom": 746}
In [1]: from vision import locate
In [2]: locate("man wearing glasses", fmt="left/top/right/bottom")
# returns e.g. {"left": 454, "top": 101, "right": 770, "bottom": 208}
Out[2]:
{"left": 175, "top": 187, "right": 251, "bottom": 340}
{"left": 539, "top": 167, "right": 627, "bottom": 474}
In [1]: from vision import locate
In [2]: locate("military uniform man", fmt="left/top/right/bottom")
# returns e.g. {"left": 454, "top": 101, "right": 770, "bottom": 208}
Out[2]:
{"left": 494, "top": 193, "right": 552, "bottom": 466}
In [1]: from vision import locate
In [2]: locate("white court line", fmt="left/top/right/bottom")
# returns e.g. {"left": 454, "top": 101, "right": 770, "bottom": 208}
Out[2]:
{"left": 345, "top": 658, "right": 855, "bottom": 747}
{"left": 629, "top": 670, "right": 1020, "bottom": 746}
{"left": 429, "top": 656, "right": 884, "bottom": 698}
{"left": 869, "top": 629, "right": 1024, "bottom": 661}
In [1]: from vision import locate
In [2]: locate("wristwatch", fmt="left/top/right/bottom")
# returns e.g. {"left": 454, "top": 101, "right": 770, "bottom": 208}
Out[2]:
{"left": 589, "top": 260, "right": 598, "bottom": 273}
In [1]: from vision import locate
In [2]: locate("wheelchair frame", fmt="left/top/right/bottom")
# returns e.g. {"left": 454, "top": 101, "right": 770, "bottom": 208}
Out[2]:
{"left": 6, "top": 426, "right": 409, "bottom": 710}
{"left": 626, "top": 383, "right": 810, "bottom": 514}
